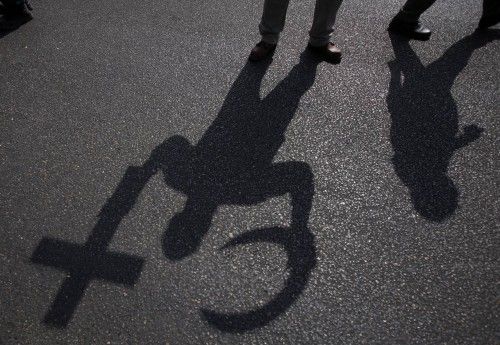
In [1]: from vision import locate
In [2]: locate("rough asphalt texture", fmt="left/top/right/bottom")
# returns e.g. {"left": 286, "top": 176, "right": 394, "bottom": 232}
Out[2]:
{"left": 1, "top": 0, "right": 499, "bottom": 344}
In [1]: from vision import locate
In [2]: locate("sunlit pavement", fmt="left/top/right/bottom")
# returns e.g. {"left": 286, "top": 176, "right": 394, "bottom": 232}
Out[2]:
{"left": 1, "top": 0, "right": 498, "bottom": 344}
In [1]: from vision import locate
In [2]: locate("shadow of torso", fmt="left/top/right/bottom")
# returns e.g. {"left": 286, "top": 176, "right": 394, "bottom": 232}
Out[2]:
{"left": 163, "top": 59, "right": 317, "bottom": 205}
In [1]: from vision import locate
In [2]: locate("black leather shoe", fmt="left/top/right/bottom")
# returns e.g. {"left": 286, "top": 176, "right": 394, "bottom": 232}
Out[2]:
{"left": 307, "top": 42, "right": 342, "bottom": 64}
{"left": 249, "top": 41, "right": 277, "bottom": 62}
{"left": 388, "top": 18, "right": 432, "bottom": 41}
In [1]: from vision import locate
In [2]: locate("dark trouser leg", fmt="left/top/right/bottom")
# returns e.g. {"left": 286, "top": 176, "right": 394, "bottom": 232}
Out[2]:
{"left": 395, "top": 0, "right": 437, "bottom": 22}
{"left": 397, "top": 0, "right": 499, "bottom": 22}
{"left": 308, "top": 0, "right": 343, "bottom": 47}
{"left": 0, "top": 0, "right": 31, "bottom": 32}
{"left": 259, "top": 0, "right": 291, "bottom": 44}
{"left": 483, "top": 0, "right": 500, "bottom": 14}
{"left": 0, "top": 0, "right": 31, "bottom": 17}
{"left": 1, "top": 0, "right": 24, "bottom": 10}
{"left": 389, "top": 0, "right": 435, "bottom": 40}
{"left": 479, "top": 0, "right": 500, "bottom": 28}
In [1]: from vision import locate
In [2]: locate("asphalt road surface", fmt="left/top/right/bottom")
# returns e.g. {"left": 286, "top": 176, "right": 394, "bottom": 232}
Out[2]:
{"left": 1, "top": 0, "right": 499, "bottom": 344}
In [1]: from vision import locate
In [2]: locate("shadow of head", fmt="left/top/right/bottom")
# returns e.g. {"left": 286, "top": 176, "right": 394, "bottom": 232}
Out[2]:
{"left": 411, "top": 175, "right": 458, "bottom": 222}
{"left": 149, "top": 136, "right": 215, "bottom": 261}
{"left": 150, "top": 135, "right": 192, "bottom": 169}
{"left": 162, "top": 203, "right": 215, "bottom": 261}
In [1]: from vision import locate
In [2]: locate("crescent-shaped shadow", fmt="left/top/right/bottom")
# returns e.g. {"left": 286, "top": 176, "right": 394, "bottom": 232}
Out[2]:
{"left": 200, "top": 226, "right": 316, "bottom": 333}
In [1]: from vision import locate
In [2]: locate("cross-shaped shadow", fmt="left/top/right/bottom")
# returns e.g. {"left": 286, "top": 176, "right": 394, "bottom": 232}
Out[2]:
{"left": 387, "top": 29, "right": 499, "bottom": 221}
{"left": 31, "top": 163, "right": 156, "bottom": 327}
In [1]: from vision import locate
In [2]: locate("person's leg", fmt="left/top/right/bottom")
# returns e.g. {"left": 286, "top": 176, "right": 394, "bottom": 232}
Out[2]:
{"left": 259, "top": 0, "right": 291, "bottom": 45}
{"left": 388, "top": 0, "right": 436, "bottom": 40}
{"left": 308, "top": 0, "right": 343, "bottom": 47}
{"left": 307, "top": 0, "right": 343, "bottom": 63}
{"left": 249, "top": 0, "right": 290, "bottom": 61}
{"left": 395, "top": 0, "right": 437, "bottom": 22}
{"left": 1, "top": 0, "right": 29, "bottom": 13}
{"left": 478, "top": 0, "right": 500, "bottom": 29}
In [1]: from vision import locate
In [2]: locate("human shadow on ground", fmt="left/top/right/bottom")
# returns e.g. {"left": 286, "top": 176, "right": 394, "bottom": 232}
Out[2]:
{"left": 387, "top": 30, "right": 499, "bottom": 221}
{"left": 157, "top": 54, "right": 319, "bottom": 332}
{"left": 31, "top": 53, "right": 320, "bottom": 332}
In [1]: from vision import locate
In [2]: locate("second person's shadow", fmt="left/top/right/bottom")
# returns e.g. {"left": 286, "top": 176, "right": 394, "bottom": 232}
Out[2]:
{"left": 151, "top": 53, "right": 321, "bottom": 332}
{"left": 387, "top": 30, "right": 499, "bottom": 221}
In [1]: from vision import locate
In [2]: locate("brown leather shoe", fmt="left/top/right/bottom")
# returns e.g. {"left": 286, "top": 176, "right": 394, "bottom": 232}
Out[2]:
{"left": 249, "top": 41, "right": 277, "bottom": 62}
{"left": 307, "top": 42, "right": 342, "bottom": 64}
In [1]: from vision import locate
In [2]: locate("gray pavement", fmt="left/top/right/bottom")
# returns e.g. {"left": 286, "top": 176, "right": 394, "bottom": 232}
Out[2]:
{"left": 0, "top": 0, "right": 499, "bottom": 344}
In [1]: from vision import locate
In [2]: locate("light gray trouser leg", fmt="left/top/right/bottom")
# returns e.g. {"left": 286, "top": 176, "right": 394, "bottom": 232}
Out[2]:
{"left": 259, "top": 0, "right": 343, "bottom": 46}
{"left": 308, "top": 0, "right": 343, "bottom": 47}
